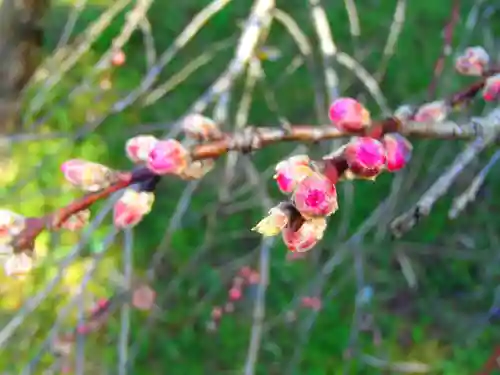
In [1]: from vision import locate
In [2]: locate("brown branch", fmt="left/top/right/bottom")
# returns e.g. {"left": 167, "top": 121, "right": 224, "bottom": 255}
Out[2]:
{"left": 10, "top": 72, "right": 500, "bottom": 253}
{"left": 0, "top": 0, "right": 50, "bottom": 135}
{"left": 476, "top": 346, "right": 500, "bottom": 375}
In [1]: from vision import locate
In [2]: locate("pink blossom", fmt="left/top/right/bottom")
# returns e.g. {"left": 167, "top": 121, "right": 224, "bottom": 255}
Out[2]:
{"left": 455, "top": 46, "right": 490, "bottom": 76}
{"left": 113, "top": 189, "right": 155, "bottom": 229}
{"left": 274, "top": 155, "right": 313, "bottom": 194}
{"left": 252, "top": 205, "right": 289, "bottom": 236}
{"left": 147, "top": 139, "right": 189, "bottom": 175}
{"left": 344, "top": 137, "right": 386, "bottom": 179}
{"left": 292, "top": 173, "right": 338, "bottom": 218}
{"left": 282, "top": 217, "right": 327, "bottom": 252}
{"left": 179, "top": 159, "right": 215, "bottom": 180}
{"left": 4, "top": 252, "right": 33, "bottom": 277}
{"left": 229, "top": 287, "right": 242, "bottom": 301}
{"left": 182, "top": 113, "right": 222, "bottom": 140}
{"left": 0, "top": 209, "right": 25, "bottom": 256}
{"left": 61, "top": 159, "right": 117, "bottom": 192}
{"left": 382, "top": 133, "right": 413, "bottom": 172}
{"left": 413, "top": 100, "right": 448, "bottom": 123}
{"left": 211, "top": 306, "right": 223, "bottom": 320}
{"left": 483, "top": 73, "right": 500, "bottom": 101}
{"left": 125, "top": 135, "right": 159, "bottom": 163}
{"left": 132, "top": 284, "right": 156, "bottom": 311}
{"left": 328, "top": 97, "right": 371, "bottom": 132}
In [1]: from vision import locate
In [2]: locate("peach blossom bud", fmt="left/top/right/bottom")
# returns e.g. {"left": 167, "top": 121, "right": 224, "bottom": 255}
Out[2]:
{"left": 282, "top": 217, "right": 327, "bottom": 252}
{"left": 113, "top": 189, "right": 155, "bottom": 229}
{"left": 344, "top": 137, "right": 386, "bottom": 179}
{"left": 111, "top": 50, "right": 126, "bottom": 66}
{"left": 455, "top": 46, "right": 490, "bottom": 76}
{"left": 125, "top": 135, "right": 159, "bottom": 164}
{"left": 179, "top": 159, "right": 215, "bottom": 180}
{"left": 61, "top": 159, "right": 118, "bottom": 192}
{"left": 293, "top": 172, "right": 338, "bottom": 218}
{"left": 329, "top": 97, "right": 371, "bottom": 132}
{"left": 59, "top": 209, "right": 90, "bottom": 231}
{"left": 132, "top": 284, "right": 156, "bottom": 311}
{"left": 182, "top": 114, "right": 222, "bottom": 140}
{"left": 4, "top": 252, "right": 33, "bottom": 277}
{"left": 252, "top": 206, "right": 289, "bottom": 237}
{"left": 413, "top": 100, "right": 449, "bottom": 123}
{"left": 382, "top": 133, "right": 413, "bottom": 172}
{"left": 274, "top": 155, "right": 314, "bottom": 194}
{"left": 483, "top": 73, "right": 500, "bottom": 101}
{"left": 229, "top": 287, "right": 242, "bottom": 301}
{"left": 147, "top": 139, "right": 189, "bottom": 175}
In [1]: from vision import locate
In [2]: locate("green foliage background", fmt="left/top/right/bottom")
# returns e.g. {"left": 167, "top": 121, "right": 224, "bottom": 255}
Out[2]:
{"left": 2, "top": 0, "right": 500, "bottom": 374}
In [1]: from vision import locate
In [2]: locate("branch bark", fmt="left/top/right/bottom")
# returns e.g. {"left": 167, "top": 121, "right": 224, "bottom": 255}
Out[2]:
{"left": 0, "top": 0, "right": 50, "bottom": 135}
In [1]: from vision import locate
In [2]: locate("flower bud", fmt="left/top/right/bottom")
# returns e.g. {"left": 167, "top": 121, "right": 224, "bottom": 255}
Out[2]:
{"left": 292, "top": 173, "right": 338, "bottom": 218}
{"left": 147, "top": 139, "right": 189, "bottom": 175}
{"left": 111, "top": 50, "right": 126, "bottom": 67}
{"left": 483, "top": 73, "right": 500, "bottom": 101}
{"left": 455, "top": 46, "right": 490, "bottom": 76}
{"left": 344, "top": 137, "right": 386, "bottom": 179}
{"left": 393, "top": 105, "right": 414, "bottom": 122}
{"left": 328, "top": 97, "right": 371, "bottom": 132}
{"left": 252, "top": 206, "right": 289, "bottom": 237}
{"left": 125, "top": 135, "right": 159, "bottom": 164}
{"left": 274, "top": 155, "right": 314, "bottom": 194}
{"left": 61, "top": 159, "right": 118, "bottom": 192}
{"left": 113, "top": 189, "right": 155, "bottom": 229}
{"left": 4, "top": 252, "right": 33, "bottom": 277}
{"left": 132, "top": 284, "right": 156, "bottom": 311}
{"left": 182, "top": 114, "right": 222, "bottom": 141}
{"left": 179, "top": 159, "right": 215, "bottom": 180}
{"left": 413, "top": 100, "right": 448, "bottom": 123}
{"left": 59, "top": 209, "right": 91, "bottom": 231}
{"left": 382, "top": 133, "right": 412, "bottom": 172}
{"left": 282, "top": 217, "right": 327, "bottom": 252}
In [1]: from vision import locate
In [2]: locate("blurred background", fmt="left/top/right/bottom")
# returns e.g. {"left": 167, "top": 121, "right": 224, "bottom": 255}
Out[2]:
{"left": 1, "top": 0, "right": 500, "bottom": 373}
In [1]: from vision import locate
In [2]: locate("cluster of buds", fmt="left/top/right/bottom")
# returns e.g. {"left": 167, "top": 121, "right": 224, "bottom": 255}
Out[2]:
{"left": 206, "top": 266, "right": 260, "bottom": 332}
{"left": 253, "top": 98, "right": 413, "bottom": 252}
{"left": 0, "top": 210, "right": 34, "bottom": 277}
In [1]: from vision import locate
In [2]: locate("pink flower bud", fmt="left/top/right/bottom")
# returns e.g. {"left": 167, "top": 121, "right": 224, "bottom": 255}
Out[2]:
{"left": 382, "top": 133, "right": 413, "bottom": 172}
{"left": 61, "top": 159, "right": 118, "bottom": 192}
{"left": 455, "top": 46, "right": 490, "bottom": 76}
{"left": 125, "top": 135, "right": 159, "bottom": 164}
{"left": 328, "top": 97, "right": 371, "bottom": 132}
{"left": 274, "top": 155, "right": 314, "bottom": 194}
{"left": 59, "top": 209, "right": 90, "bottom": 231}
{"left": 292, "top": 173, "right": 338, "bottom": 218}
{"left": 344, "top": 137, "right": 386, "bottom": 179}
{"left": 229, "top": 287, "right": 242, "bottom": 301}
{"left": 179, "top": 159, "right": 215, "bottom": 180}
{"left": 413, "top": 100, "right": 448, "bottom": 123}
{"left": 182, "top": 114, "right": 222, "bottom": 140}
{"left": 301, "top": 296, "right": 322, "bottom": 311}
{"left": 0, "top": 209, "right": 25, "bottom": 256}
{"left": 147, "top": 139, "right": 189, "bottom": 175}
{"left": 113, "top": 189, "right": 155, "bottom": 229}
{"left": 252, "top": 206, "right": 289, "bottom": 237}
{"left": 111, "top": 50, "right": 126, "bottom": 67}
{"left": 483, "top": 73, "right": 500, "bottom": 101}
{"left": 282, "top": 217, "right": 327, "bottom": 252}
{"left": 4, "top": 252, "right": 33, "bottom": 277}
{"left": 132, "top": 284, "right": 156, "bottom": 311}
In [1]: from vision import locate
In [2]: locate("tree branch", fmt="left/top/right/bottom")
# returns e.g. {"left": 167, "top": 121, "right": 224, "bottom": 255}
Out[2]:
{"left": 0, "top": 0, "right": 50, "bottom": 134}
{"left": 10, "top": 72, "right": 500, "bottom": 253}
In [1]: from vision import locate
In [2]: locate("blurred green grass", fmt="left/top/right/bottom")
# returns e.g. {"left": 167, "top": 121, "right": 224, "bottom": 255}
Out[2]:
{"left": 2, "top": 0, "right": 500, "bottom": 373}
